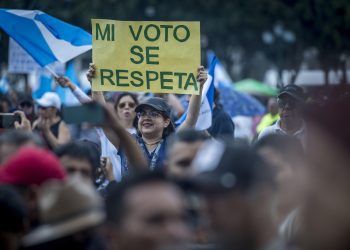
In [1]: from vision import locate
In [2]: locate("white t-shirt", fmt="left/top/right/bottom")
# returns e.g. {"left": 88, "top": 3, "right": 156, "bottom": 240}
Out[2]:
{"left": 72, "top": 87, "right": 137, "bottom": 181}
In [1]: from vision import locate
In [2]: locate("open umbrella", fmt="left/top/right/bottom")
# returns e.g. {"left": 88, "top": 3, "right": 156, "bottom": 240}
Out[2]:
{"left": 234, "top": 79, "right": 278, "bottom": 96}
{"left": 218, "top": 85, "right": 266, "bottom": 117}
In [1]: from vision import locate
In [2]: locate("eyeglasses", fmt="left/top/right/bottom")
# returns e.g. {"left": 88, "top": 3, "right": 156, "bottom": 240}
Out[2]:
{"left": 118, "top": 102, "right": 136, "bottom": 109}
{"left": 277, "top": 98, "right": 297, "bottom": 109}
{"left": 38, "top": 106, "right": 48, "bottom": 110}
{"left": 137, "top": 110, "right": 162, "bottom": 119}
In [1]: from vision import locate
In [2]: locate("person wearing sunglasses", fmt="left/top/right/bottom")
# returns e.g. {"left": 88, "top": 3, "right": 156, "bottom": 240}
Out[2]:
{"left": 32, "top": 92, "right": 71, "bottom": 149}
{"left": 114, "top": 92, "right": 138, "bottom": 134}
{"left": 55, "top": 77, "right": 140, "bottom": 182}
{"left": 258, "top": 85, "right": 306, "bottom": 144}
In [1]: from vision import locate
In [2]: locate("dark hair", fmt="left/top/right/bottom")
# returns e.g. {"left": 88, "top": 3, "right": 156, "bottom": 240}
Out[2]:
{"left": 303, "top": 86, "right": 350, "bottom": 150}
{"left": 0, "top": 130, "right": 44, "bottom": 147}
{"left": 254, "top": 134, "right": 304, "bottom": 165}
{"left": 0, "top": 185, "right": 27, "bottom": 233}
{"left": 166, "top": 129, "right": 210, "bottom": 156}
{"left": 106, "top": 172, "right": 175, "bottom": 226}
{"left": 114, "top": 92, "right": 138, "bottom": 110}
{"left": 54, "top": 141, "right": 100, "bottom": 181}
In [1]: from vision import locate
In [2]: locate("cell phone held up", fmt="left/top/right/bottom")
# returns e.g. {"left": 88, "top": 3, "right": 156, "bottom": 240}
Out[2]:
{"left": 0, "top": 113, "right": 21, "bottom": 129}
{"left": 62, "top": 102, "right": 105, "bottom": 125}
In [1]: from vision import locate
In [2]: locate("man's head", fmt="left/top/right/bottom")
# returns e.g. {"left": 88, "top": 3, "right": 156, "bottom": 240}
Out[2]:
{"left": 277, "top": 85, "right": 304, "bottom": 123}
{"left": 106, "top": 172, "right": 190, "bottom": 250}
{"left": 0, "top": 130, "right": 43, "bottom": 164}
{"left": 17, "top": 95, "right": 34, "bottom": 117}
{"left": 0, "top": 130, "right": 44, "bottom": 164}
{"left": 254, "top": 134, "right": 306, "bottom": 223}
{"left": 166, "top": 129, "right": 210, "bottom": 179}
{"left": 192, "top": 142, "right": 276, "bottom": 249}
{"left": 298, "top": 87, "right": 350, "bottom": 249}
{"left": 54, "top": 141, "right": 100, "bottom": 184}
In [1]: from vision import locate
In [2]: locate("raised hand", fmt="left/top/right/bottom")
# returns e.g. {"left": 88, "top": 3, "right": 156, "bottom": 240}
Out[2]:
{"left": 197, "top": 66, "right": 208, "bottom": 90}
{"left": 13, "top": 111, "right": 31, "bottom": 131}
{"left": 87, "top": 63, "right": 97, "bottom": 83}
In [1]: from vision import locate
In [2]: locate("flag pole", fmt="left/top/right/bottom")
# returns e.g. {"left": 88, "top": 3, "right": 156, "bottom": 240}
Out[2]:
{"left": 45, "top": 65, "right": 59, "bottom": 78}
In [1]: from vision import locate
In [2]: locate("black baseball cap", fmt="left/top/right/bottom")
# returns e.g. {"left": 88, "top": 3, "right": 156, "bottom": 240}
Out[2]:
{"left": 135, "top": 97, "right": 175, "bottom": 133}
{"left": 191, "top": 141, "right": 275, "bottom": 193}
{"left": 278, "top": 85, "right": 305, "bottom": 102}
{"left": 136, "top": 97, "right": 172, "bottom": 117}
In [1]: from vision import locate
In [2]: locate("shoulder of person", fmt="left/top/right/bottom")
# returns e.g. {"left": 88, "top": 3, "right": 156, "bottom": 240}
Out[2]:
{"left": 257, "top": 123, "right": 278, "bottom": 140}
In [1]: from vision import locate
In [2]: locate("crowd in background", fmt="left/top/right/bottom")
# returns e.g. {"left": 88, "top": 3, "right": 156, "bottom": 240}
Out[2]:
{"left": 1, "top": 64, "right": 350, "bottom": 250}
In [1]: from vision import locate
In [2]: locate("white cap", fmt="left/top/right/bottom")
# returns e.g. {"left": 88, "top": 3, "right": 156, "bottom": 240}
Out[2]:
{"left": 36, "top": 92, "right": 61, "bottom": 110}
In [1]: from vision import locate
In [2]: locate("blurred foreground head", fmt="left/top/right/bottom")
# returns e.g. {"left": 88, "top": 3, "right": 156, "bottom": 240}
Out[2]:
{"left": 299, "top": 86, "right": 350, "bottom": 250}
{"left": 192, "top": 141, "right": 278, "bottom": 250}
{"left": 55, "top": 141, "right": 100, "bottom": 184}
{"left": 0, "top": 147, "right": 66, "bottom": 229}
{"left": 0, "top": 185, "right": 28, "bottom": 250}
{"left": 166, "top": 129, "right": 210, "bottom": 179}
{"left": 22, "top": 177, "right": 105, "bottom": 250}
{"left": 254, "top": 134, "right": 305, "bottom": 224}
{"left": 0, "top": 130, "right": 43, "bottom": 164}
{"left": 106, "top": 172, "right": 190, "bottom": 250}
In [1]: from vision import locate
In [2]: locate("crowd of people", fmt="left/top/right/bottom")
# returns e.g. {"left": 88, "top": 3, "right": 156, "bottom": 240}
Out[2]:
{"left": 0, "top": 63, "right": 350, "bottom": 250}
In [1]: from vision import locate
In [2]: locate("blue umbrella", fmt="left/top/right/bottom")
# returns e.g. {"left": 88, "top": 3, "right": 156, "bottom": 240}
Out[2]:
{"left": 180, "top": 83, "right": 265, "bottom": 117}
{"left": 217, "top": 84, "right": 266, "bottom": 117}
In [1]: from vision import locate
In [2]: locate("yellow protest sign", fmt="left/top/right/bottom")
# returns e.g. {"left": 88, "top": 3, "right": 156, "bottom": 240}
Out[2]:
{"left": 91, "top": 20, "right": 200, "bottom": 94}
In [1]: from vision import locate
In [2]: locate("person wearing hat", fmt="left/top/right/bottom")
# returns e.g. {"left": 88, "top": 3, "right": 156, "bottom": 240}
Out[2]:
{"left": 0, "top": 147, "right": 66, "bottom": 230}
{"left": 87, "top": 64, "right": 207, "bottom": 174}
{"left": 21, "top": 177, "right": 106, "bottom": 250}
{"left": 257, "top": 84, "right": 306, "bottom": 144}
{"left": 191, "top": 141, "right": 285, "bottom": 250}
{"left": 32, "top": 92, "right": 71, "bottom": 149}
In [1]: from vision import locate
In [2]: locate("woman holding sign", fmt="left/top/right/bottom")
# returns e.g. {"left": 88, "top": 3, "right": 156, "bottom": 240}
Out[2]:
{"left": 87, "top": 64, "right": 207, "bottom": 174}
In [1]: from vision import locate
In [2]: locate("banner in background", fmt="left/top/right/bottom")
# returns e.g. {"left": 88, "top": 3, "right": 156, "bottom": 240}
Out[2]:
{"left": 92, "top": 20, "right": 200, "bottom": 94}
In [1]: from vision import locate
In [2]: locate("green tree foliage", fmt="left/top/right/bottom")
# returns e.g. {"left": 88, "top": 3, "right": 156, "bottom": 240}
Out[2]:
{"left": 0, "top": 0, "right": 349, "bottom": 82}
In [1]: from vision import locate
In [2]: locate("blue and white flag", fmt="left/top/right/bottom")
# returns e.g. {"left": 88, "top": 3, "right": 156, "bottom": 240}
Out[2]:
{"left": 32, "top": 71, "right": 53, "bottom": 99}
{"left": 207, "top": 51, "right": 265, "bottom": 117}
{"left": 207, "top": 50, "right": 233, "bottom": 88}
{"left": 176, "top": 57, "right": 217, "bottom": 130}
{"left": 56, "top": 61, "right": 80, "bottom": 106}
{"left": 0, "top": 9, "right": 91, "bottom": 67}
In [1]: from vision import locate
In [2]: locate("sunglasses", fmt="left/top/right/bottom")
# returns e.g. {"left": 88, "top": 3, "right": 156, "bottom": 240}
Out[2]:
{"left": 136, "top": 110, "right": 162, "bottom": 119}
{"left": 277, "top": 98, "right": 297, "bottom": 109}
{"left": 118, "top": 102, "right": 136, "bottom": 109}
{"left": 38, "top": 106, "right": 50, "bottom": 110}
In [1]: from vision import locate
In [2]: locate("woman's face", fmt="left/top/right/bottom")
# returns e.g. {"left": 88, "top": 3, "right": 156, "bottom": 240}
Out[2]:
{"left": 116, "top": 95, "right": 137, "bottom": 122}
{"left": 38, "top": 106, "right": 56, "bottom": 119}
{"left": 137, "top": 108, "right": 170, "bottom": 138}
